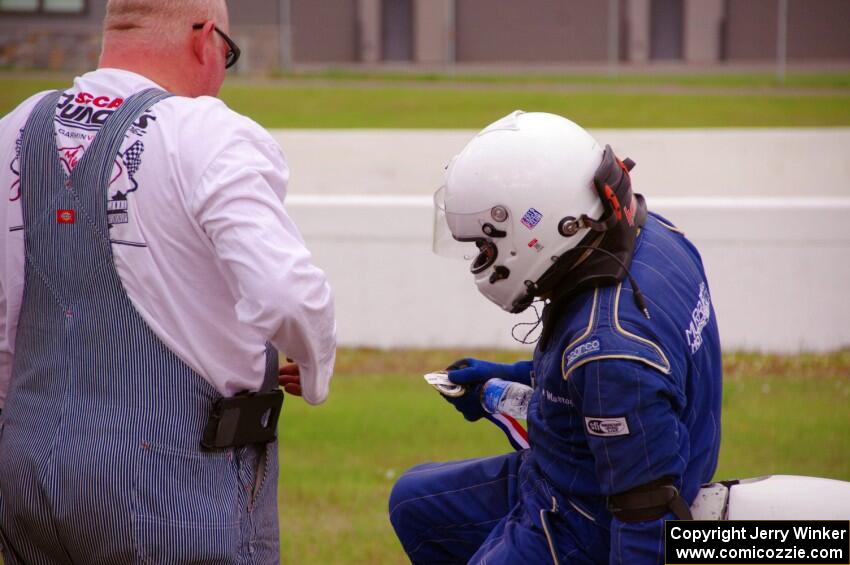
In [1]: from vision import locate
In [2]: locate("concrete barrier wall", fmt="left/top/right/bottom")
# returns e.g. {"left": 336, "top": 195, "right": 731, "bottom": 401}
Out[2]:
{"left": 286, "top": 195, "right": 850, "bottom": 353}
{"left": 273, "top": 128, "right": 850, "bottom": 198}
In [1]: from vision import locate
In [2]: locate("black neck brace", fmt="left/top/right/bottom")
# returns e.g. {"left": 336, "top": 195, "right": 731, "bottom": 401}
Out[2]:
{"left": 536, "top": 145, "right": 648, "bottom": 351}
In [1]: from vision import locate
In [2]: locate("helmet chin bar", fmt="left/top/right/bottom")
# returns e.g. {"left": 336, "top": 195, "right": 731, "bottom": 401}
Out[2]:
{"left": 489, "top": 265, "right": 510, "bottom": 284}
{"left": 510, "top": 286, "right": 536, "bottom": 314}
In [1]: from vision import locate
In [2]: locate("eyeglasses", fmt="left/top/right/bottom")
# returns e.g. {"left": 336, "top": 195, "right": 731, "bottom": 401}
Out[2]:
{"left": 192, "top": 23, "right": 241, "bottom": 69}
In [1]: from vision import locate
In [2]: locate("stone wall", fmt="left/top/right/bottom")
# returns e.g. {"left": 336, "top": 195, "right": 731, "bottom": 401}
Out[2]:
{"left": 0, "top": 24, "right": 103, "bottom": 71}
{"left": 0, "top": 23, "right": 286, "bottom": 74}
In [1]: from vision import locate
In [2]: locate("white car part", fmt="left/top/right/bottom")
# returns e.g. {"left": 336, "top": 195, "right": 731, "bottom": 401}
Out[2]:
{"left": 692, "top": 475, "right": 850, "bottom": 520}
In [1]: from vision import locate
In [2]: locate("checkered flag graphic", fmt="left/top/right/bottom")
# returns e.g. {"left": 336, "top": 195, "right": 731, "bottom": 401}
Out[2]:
{"left": 122, "top": 140, "right": 145, "bottom": 180}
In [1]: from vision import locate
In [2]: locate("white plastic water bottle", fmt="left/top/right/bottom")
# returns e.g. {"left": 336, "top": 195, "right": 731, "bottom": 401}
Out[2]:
{"left": 480, "top": 379, "right": 533, "bottom": 419}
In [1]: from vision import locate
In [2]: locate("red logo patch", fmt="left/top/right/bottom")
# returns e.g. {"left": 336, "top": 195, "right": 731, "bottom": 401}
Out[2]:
{"left": 603, "top": 185, "right": 637, "bottom": 227}
{"left": 604, "top": 185, "right": 623, "bottom": 221}
{"left": 57, "top": 209, "right": 75, "bottom": 224}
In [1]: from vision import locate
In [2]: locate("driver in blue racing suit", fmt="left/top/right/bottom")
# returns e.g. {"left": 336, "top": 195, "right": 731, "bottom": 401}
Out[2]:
{"left": 389, "top": 111, "right": 722, "bottom": 564}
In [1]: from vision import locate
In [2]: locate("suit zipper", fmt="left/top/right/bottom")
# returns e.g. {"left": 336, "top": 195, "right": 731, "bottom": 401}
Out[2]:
{"left": 540, "top": 495, "right": 560, "bottom": 565}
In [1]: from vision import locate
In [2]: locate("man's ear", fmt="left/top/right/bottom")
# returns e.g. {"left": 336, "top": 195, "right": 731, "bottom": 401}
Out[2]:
{"left": 192, "top": 21, "right": 215, "bottom": 65}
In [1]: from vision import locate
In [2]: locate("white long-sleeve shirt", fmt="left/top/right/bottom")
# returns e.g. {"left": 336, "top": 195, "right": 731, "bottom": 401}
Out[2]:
{"left": 0, "top": 68, "right": 336, "bottom": 407}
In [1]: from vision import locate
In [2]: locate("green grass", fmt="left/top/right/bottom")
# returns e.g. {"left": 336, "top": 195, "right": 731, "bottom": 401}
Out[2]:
{"left": 279, "top": 68, "right": 850, "bottom": 90}
{"left": 277, "top": 349, "right": 850, "bottom": 564}
{"left": 715, "top": 352, "right": 850, "bottom": 480}
{"left": 278, "top": 348, "right": 525, "bottom": 564}
{"left": 1, "top": 75, "right": 850, "bottom": 128}
{"left": 0, "top": 349, "right": 846, "bottom": 564}
{"left": 219, "top": 86, "right": 850, "bottom": 128}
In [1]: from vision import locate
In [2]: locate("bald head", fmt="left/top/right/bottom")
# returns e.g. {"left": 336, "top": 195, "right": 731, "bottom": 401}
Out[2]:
{"left": 104, "top": 0, "right": 227, "bottom": 45}
{"left": 99, "top": 0, "right": 231, "bottom": 97}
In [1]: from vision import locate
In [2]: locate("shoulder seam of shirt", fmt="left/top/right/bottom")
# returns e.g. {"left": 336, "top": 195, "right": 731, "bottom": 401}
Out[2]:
{"left": 188, "top": 137, "right": 284, "bottom": 217}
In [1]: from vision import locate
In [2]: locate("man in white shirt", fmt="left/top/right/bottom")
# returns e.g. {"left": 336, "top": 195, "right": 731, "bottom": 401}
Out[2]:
{"left": 0, "top": 1, "right": 336, "bottom": 562}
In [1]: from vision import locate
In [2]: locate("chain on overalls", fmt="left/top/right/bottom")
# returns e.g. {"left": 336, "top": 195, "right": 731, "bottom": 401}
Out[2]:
{"left": 0, "top": 89, "right": 281, "bottom": 564}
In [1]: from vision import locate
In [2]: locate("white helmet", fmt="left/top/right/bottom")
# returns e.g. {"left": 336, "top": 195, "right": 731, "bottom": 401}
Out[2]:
{"left": 434, "top": 111, "right": 611, "bottom": 313}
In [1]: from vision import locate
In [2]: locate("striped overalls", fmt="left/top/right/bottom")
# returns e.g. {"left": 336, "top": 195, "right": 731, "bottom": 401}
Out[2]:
{"left": 0, "top": 89, "right": 281, "bottom": 563}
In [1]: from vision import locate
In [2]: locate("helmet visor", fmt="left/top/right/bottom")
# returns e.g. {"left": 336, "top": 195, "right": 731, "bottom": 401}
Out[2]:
{"left": 432, "top": 185, "right": 480, "bottom": 260}
{"left": 432, "top": 185, "right": 520, "bottom": 276}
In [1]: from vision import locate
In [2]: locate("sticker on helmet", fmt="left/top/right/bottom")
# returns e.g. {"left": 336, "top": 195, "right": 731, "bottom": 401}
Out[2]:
{"left": 520, "top": 208, "right": 543, "bottom": 230}
{"left": 527, "top": 238, "right": 544, "bottom": 252}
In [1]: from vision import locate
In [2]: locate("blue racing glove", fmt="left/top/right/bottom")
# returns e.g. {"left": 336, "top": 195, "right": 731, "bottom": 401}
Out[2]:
{"left": 443, "top": 358, "right": 533, "bottom": 422}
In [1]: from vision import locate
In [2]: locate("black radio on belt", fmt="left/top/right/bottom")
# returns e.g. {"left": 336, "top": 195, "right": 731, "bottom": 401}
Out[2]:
{"left": 201, "top": 390, "right": 283, "bottom": 451}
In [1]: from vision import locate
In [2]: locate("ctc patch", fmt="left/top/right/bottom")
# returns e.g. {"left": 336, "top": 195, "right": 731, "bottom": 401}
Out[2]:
{"left": 56, "top": 209, "right": 76, "bottom": 224}
{"left": 584, "top": 416, "right": 630, "bottom": 437}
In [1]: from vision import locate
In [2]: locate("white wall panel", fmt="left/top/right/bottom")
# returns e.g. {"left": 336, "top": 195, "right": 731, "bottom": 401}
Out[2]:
{"left": 273, "top": 128, "right": 850, "bottom": 198}
{"left": 285, "top": 196, "right": 850, "bottom": 353}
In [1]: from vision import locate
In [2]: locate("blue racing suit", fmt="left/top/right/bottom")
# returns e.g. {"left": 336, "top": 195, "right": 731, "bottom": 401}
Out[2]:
{"left": 390, "top": 213, "right": 722, "bottom": 564}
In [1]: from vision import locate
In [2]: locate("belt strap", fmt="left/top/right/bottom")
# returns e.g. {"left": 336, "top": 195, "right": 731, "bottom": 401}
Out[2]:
{"left": 608, "top": 479, "right": 693, "bottom": 522}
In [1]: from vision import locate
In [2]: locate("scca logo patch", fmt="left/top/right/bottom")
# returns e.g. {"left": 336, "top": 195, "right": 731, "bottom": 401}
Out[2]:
{"left": 584, "top": 416, "right": 630, "bottom": 437}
